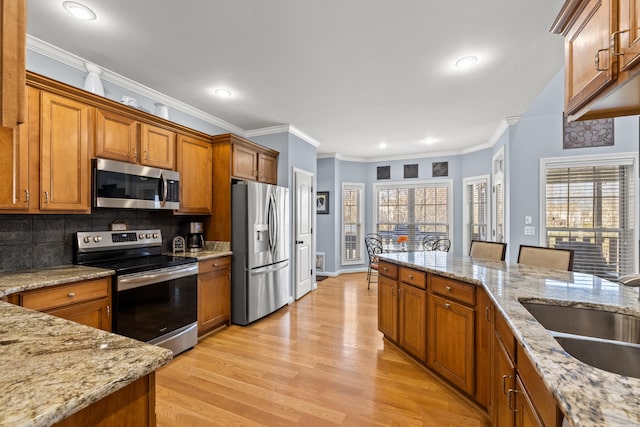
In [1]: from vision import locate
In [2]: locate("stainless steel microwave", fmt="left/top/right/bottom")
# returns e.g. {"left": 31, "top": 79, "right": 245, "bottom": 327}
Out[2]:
{"left": 93, "top": 158, "right": 180, "bottom": 210}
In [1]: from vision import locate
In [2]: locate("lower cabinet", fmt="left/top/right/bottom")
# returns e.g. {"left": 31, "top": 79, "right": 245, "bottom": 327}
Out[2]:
{"left": 378, "top": 274, "right": 398, "bottom": 340}
{"left": 198, "top": 256, "right": 231, "bottom": 336}
{"left": 398, "top": 282, "right": 426, "bottom": 361}
{"left": 8, "top": 277, "right": 112, "bottom": 331}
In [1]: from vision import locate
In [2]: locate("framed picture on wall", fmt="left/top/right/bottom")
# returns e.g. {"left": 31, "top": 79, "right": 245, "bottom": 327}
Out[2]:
{"left": 316, "top": 191, "right": 329, "bottom": 214}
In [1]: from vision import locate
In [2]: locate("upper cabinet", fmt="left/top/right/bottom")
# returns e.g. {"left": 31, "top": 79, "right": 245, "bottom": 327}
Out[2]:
{"left": 176, "top": 134, "right": 212, "bottom": 215}
{"left": 96, "top": 110, "right": 176, "bottom": 170}
{"left": 0, "top": 0, "right": 26, "bottom": 128}
{"left": 222, "top": 134, "right": 279, "bottom": 185}
{"left": 552, "top": 0, "right": 640, "bottom": 120}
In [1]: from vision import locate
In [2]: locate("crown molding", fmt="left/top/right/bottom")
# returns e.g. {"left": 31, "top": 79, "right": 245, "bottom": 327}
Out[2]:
{"left": 26, "top": 35, "right": 245, "bottom": 135}
{"left": 246, "top": 124, "right": 322, "bottom": 148}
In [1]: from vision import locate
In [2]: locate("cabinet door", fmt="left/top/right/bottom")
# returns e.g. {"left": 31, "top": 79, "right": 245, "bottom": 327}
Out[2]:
{"left": 0, "top": 0, "right": 26, "bottom": 127}
{"left": 40, "top": 91, "right": 91, "bottom": 212}
{"left": 0, "top": 125, "right": 28, "bottom": 209}
{"left": 140, "top": 123, "right": 175, "bottom": 169}
{"left": 176, "top": 134, "right": 212, "bottom": 214}
{"left": 398, "top": 283, "right": 426, "bottom": 361}
{"left": 378, "top": 275, "right": 398, "bottom": 341}
{"left": 198, "top": 258, "right": 231, "bottom": 335}
{"left": 46, "top": 297, "right": 111, "bottom": 332}
{"left": 428, "top": 294, "right": 475, "bottom": 394}
{"left": 258, "top": 152, "right": 277, "bottom": 184}
{"left": 619, "top": 0, "right": 640, "bottom": 71}
{"left": 564, "top": 0, "right": 617, "bottom": 114}
{"left": 515, "top": 377, "right": 544, "bottom": 427}
{"left": 232, "top": 143, "right": 257, "bottom": 180}
{"left": 475, "top": 288, "right": 493, "bottom": 409}
{"left": 96, "top": 109, "right": 138, "bottom": 162}
{"left": 493, "top": 330, "right": 516, "bottom": 427}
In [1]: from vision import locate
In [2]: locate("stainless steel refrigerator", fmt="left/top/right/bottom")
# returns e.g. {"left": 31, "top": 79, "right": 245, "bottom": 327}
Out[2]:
{"left": 231, "top": 181, "right": 290, "bottom": 325}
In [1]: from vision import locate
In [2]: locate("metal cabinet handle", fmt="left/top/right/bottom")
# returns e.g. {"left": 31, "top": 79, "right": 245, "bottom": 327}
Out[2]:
{"left": 444, "top": 303, "right": 451, "bottom": 309}
{"left": 408, "top": 274, "right": 413, "bottom": 279}
{"left": 445, "top": 286, "right": 452, "bottom": 292}
{"left": 24, "top": 189, "right": 29, "bottom": 203}
{"left": 68, "top": 292, "right": 75, "bottom": 298}
{"left": 383, "top": 267, "right": 388, "bottom": 272}
{"left": 391, "top": 286, "right": 395, "bottom": 296}
{"left": 132, "top": 147, "right": 137, "bottom": 159}
{"left": 44, "top": 191, "right": 49, "bottom": 203}
{"left": 485, "top": 305, "right": 491, "bottom": 321}
{"left": 502, "top": 374, "right": 512, "bottom": 395}
{"left": 594, "top": 48, "right": 609, "bottom": 71}
{"left": 106, "top": 305, "right": 110, "bottom": 317}
{"left": 507, "top": 389, "right": 518, "bottom": 413}
{"left": 611, "top": 30, "right": 628, "bottom": 56}
{"left": 145, "top": 150, "right": 150, "bottom": 160}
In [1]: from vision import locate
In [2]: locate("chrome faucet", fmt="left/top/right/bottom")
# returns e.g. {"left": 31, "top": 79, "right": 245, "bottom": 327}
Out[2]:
{"left": 617, "top": 274, "right": 640, "bottom": 302}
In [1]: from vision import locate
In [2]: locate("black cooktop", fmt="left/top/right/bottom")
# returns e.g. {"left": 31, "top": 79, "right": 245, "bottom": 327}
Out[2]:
{"left": 83, "top": 255, "right": 197, "bottom": 276}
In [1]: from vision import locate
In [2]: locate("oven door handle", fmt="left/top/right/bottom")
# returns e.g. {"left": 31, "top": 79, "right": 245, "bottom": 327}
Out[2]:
{"left": 117, "top": 264, "right": 198, "bottom": 291}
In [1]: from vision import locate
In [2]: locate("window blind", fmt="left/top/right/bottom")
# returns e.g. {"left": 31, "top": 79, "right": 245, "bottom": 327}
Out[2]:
{"left": 342, "top": 184, "right": 363, "bottom": 263}
{"left": 545, "top": 163, "right": 635, "bottom": 279}
{"left": 465, "top": 180, "right": 489, "bottom": 254}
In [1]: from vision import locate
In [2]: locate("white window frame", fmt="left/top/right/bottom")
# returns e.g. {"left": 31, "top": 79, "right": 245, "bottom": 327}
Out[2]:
{"left": 462, "top": 174, "right": 491, "bottom": 255}
{"left": 341, "top": 182, "right": 365, "bottom": 265}
{"left": 539, "top": 152, "right": 639, "bottom": 274}
{"left": 492, "top": 146, "right": 506, "bottom": 243}
{"left": 372, "top": 179, "right": 454, "bottom": 251}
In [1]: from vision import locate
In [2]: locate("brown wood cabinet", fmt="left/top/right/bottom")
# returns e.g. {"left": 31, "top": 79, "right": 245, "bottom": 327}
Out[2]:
{"left": 0, "top": 0, "right": 26, "bottom": 128}
{"left": 40, "top": 91, "right": 92, "bottom": 212}
{"left": 552, "top": 0, "right": 640, "bottom": 120}
{"left": 9, "top": 277, "right": 112, "bottom": 332}
{"left": 140, "top": 123, "right": 175, "bottom": 169}
{"left": 176, "top": 134, "right": 212, "bottom": 214}
{"left": 493, "top": 310, "right": 516, "bottom": 427}
{"left": 95, "top": 109, "right": 138, "bottom": 163}
{"left": 198, "top": 256, "right": 231, "bottom": 336}
{"left": 378, "top": 275, "right": 398, "bottom": 340}
{"left": 208, "top": 133, "right": 279, "bottom": 242}
{"left": 398, "top": 282, "right": 426, "bottom": 361}
{"left": 475, "top": 288, "right": 494, "bottom": 410}
{"left": 0, "top": 124, "right": 28, "bottom": 209}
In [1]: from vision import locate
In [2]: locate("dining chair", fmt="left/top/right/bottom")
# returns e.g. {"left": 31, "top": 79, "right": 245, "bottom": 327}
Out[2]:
{"left": 365, "top": 235, "right": 383, "bottom": 289}
{"left": 517, "top": 245, "right": 574, "bottom": 271}
{"left": 433, "top": 238, "right": 451, "bottom": 252}
{"left": 422, "top": 235, "right": 439, "bottom": 251}
{"left": 469, "top": 240, "right": 507, "bottom": 261}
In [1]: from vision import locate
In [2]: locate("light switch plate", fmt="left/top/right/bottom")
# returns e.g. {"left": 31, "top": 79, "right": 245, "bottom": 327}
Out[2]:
{"left": 525, "top": 216, "right": 532, "bottom": 225}
{"left": 524, "top": 226, "right": 535, "bottom": 235}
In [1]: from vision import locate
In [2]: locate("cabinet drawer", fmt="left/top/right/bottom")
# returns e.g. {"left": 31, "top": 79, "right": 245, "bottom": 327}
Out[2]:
{"left": 399, "top": 267, "right": 426, "bottom": 289}
{"left": 378, "top": 261, "right": 398, "bottom": 279}
{"left": 430, "top": 275, "right": 475, "bottom": 306}
{"left": 495, "top": 309, "right": 516, "bottom": 362}
{"left": 198, "top": 256, "right": 231, "bottom": 274}
{"left": 22, "top": 278, "right": 110, "bottom": 312}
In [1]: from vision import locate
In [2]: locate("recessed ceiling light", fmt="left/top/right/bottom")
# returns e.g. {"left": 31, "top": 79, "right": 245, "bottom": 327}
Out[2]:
{"left": 379, "top": 142, "right": 387, "bottom": 149}
{"left": 422, "top": 137, "right": 438, "bottom": 145}
{"left": 214, "top": 88, "right": 232, "bottom": 97}
{"left": 455, "top": 56, "right": 478, "bottom": 69}
{"left": 62, "top": 1, "right": 97, "bottom": 20}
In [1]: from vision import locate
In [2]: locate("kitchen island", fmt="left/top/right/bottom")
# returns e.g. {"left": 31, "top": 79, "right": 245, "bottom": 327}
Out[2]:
{"left": 378, "top": 251, "right": 640, "bottom": 427}
{"left": 0, "top": 266, "right": 172, "bottom": 426}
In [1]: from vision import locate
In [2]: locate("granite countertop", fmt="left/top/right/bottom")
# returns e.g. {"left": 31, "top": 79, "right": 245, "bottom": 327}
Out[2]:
{"left": 0, "top": 265, "right": 172, "bottom": 426}
{"left": 0, "top": 265, "right": 115, "bottom": 298}
{"left": 168, "top": 240, "right": 232, "bottom": 261}
{"left": 379, "top": 251, "right": 640, "bottom": 427}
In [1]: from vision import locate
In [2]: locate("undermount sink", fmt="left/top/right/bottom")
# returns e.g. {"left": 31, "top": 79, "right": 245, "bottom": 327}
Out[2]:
{"left": 521, "top": 301, "right": 640, "bottom": 378}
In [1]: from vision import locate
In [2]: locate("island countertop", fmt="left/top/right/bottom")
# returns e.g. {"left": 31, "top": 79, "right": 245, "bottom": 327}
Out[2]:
{"left": 0, "top": 266, "right": 172, "bottom": 427}
{"left": 378, "top": 251, "right": 640, "bottom": 427}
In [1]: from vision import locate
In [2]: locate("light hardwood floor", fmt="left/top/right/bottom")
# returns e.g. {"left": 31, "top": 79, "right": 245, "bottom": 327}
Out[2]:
{"left": 156, "top": 273, "right": 490, "bottom": 426}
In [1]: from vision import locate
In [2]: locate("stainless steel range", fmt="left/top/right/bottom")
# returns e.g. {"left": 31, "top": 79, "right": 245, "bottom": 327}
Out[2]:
{"left": 74, "top": 229, "right": 198, "bottom": 355}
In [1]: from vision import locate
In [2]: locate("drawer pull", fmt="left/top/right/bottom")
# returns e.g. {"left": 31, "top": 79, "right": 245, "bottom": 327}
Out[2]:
{"left": 68, "top": 292, "right": 76, "bottom": 298}
{"left": 444, "top": 303, "right": 451, "bottom": 309}
{"left": 445, "top": 286, "right": 452, "bottom": 292}
{"left": 383, "top": 267, "right": 388, "bottom": 272}
{"left": 408, "top": 274, "right": 413, "bottom": 279}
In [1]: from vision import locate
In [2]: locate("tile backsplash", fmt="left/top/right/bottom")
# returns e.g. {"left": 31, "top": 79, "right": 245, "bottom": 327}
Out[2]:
{"left": 0, "top": 209, "right": 205, "bottom": 272}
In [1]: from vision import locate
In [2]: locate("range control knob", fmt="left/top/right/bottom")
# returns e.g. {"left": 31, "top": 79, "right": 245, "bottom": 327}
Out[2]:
{"left": 145, "top": 233, "right": 152, "bottom": 239}
{"left": 83, "top": 236, "right": 91, "bottom": 243}
{"left": 93, "top": 236, "right": 102, "bottom": 243}
{"left": 152, "top": 233, "right": 159, "bottom": 239}
{"left": 138, "top": 233, "right": 145, "bottom": 239}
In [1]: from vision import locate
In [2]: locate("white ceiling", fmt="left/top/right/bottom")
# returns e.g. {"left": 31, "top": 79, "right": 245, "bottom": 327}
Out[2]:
{"left": 26, "top": 0, "right": 565, "bottom": 160}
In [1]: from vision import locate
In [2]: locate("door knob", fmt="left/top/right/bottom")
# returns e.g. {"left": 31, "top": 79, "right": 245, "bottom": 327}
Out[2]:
{"left": 295, "top": 240, "right": 304, "bottom": 244}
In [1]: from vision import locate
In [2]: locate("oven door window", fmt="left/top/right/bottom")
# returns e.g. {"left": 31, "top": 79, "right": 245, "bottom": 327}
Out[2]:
{"left": 115, "top": 275, "right": 197, "bottom": 342}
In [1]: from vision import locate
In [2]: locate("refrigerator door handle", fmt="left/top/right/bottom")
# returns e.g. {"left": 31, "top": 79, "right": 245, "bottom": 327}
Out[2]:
{"left": 271, "top": 191, "right": 279, "bottom": 255}
{"left": 250, "top": 261, "right": 289, "bottom": 276}
{"left": 267, "top": 192, "right": 275, "bottom": 252}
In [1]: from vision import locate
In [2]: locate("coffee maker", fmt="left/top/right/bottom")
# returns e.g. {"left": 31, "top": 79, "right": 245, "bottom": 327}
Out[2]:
{"left": 186, "top": 222, "right": 205, "bottom": 252}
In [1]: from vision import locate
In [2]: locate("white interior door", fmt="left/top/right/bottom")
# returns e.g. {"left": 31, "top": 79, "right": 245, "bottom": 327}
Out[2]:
{"left": 294, "top": 168, "right": 313, "bottom": 300}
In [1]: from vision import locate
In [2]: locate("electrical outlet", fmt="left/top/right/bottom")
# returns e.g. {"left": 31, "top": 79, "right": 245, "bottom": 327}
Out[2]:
{"left": 525, "top": 216, "right": 532, "bottom": 225}
{"left": 524, "top": 226, "right": 535, "bottom": 235}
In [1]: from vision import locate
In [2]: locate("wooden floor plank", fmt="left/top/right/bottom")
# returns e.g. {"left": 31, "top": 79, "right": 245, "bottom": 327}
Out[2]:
{"left": 156, "top": 273, "right": 489, "bottom": 426}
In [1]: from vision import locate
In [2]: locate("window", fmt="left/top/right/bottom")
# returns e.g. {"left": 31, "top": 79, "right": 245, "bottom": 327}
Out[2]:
{"left": 463, "top": 175, "right": 490, "bottom": 254}
{"left": 374, "top": 180, "right": 453, "bottom": 251}
{"left": 342, "top": 183, "right": 364, "bottom": 264}
{"left": 492, "top": 147, "right": 506, "bottom": 242}
{"left": 542, "top": 154, "right": 637, "bottom": 279}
